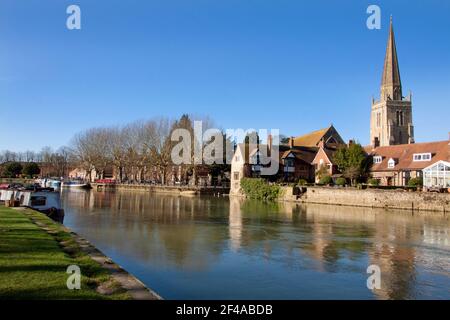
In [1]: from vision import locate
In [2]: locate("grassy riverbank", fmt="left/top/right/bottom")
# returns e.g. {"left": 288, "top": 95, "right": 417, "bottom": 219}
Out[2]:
{"left": 0, "top": 206, "right": 130, "bottom": 299}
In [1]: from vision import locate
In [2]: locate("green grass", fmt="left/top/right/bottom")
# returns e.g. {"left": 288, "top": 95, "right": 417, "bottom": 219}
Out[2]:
{"left": 0, "top": 206, "right": 130, "bottom": 300}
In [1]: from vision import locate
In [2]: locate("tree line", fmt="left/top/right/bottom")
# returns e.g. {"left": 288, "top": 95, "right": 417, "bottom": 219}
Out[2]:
{"left": 70, "top": 114, "right": 231, "bottom": 184}
{"left": 1, "top": 114, "right": 231, "bottom": 184}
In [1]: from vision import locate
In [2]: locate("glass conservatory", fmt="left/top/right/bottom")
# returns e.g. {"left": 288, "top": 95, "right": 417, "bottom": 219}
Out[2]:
{"left": 423, "top": 161, "right": 450, "bottom": 188}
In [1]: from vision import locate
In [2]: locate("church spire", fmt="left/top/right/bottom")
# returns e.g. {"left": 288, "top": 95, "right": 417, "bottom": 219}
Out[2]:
{"left": 381, "top": 16, "right": 402, "bottom": 101}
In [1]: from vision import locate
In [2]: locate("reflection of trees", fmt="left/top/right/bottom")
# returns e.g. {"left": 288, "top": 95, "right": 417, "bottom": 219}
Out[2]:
{"left": 63, "top": 190, "right": 227, "bottom": 270}
{"left": 63, "top": 191, "right": 449, "bottom": 299}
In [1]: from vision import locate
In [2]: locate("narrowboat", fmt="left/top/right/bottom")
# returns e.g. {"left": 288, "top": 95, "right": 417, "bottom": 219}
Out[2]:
{"left": 0, "top": 185, "right": 64, "bottom": 223}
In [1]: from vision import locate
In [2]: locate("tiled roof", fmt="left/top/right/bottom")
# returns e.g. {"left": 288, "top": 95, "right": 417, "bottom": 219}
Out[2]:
{"left": 370, "top": 140, "right": 449, "bottom": 171}
{"left": 281, "top": 147, "right": 318, "bottom": 164}
{"left": 292, "top": 127, "right": 330, "bottom": 147}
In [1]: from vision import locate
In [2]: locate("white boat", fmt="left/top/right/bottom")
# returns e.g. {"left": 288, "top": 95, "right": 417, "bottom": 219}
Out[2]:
{"left": 0, "top": 186, "right": 64, "bottom": 223}
{"left": 61, "top": 181, "right": 91, "bottom": 189}
{"left": 36, "top": 178, "right": 61, "bottom": 189}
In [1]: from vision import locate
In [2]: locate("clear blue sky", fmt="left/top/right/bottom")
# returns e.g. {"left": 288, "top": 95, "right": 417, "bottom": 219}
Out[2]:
{"left": 1, "top": 0, "right": 449, "bottom": 151}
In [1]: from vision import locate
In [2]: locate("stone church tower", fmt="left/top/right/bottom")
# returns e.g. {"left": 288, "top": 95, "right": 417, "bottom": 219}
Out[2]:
{"left": 370, "top": 17, "right": 414, "bottom": 147}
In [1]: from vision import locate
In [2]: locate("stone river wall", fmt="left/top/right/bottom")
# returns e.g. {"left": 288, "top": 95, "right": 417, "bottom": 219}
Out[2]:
{"left": 279, "top": 186, "right": 450, "bottom": 213}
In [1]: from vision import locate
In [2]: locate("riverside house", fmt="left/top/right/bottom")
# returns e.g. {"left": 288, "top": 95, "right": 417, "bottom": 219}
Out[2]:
{"left": 230, "top": 126, "right": 345, "bottom": 195}
{"left": 367, "top": 140, "right": 450, "bottom": 187}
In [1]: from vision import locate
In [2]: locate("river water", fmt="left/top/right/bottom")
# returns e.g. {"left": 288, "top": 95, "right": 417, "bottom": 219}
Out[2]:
{"left": 61, "top": 190, "right": 450, "bottom": 300}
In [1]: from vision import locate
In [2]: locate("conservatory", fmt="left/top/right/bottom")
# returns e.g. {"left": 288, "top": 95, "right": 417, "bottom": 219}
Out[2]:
{"left": 423, "top": 161, "right": 450, "bottom": 189}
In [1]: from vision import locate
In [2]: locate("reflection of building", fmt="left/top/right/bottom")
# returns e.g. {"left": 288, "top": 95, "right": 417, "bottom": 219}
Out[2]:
{"left": 229, "top": 197, "right": 243, "bottom": 251}
{"left": 368, "top": 219, "right": 418, "bottom": 300}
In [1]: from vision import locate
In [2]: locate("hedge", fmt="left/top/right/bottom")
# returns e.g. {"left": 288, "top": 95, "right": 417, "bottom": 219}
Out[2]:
{"left": 240, "top": 178, "right": 281, "bottom": 201}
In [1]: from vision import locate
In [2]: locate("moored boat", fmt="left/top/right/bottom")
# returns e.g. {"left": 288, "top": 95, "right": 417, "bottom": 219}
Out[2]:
{"left": 0, "top": 186, "right": 64, "bottom": 223}
{"left": 36, "top": 178, "right": 62, "bottom": 190}
{"left": 61, "top": 180, "right": 91, "bottom": 189}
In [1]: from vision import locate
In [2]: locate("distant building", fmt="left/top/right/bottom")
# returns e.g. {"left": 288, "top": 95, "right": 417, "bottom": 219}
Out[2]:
{"left": 368, "top": 140, "right": 449, "bottom": 186}
{"left": 370, "top": 17, "right": 414, "bottom": 148}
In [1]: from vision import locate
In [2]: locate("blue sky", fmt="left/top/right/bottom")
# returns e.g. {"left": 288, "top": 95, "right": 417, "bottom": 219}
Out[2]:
{"left": 1, "top": 0, "right": 449, "bottom": 151}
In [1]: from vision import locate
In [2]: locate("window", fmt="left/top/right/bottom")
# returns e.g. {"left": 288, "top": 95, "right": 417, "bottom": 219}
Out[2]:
{"left": 235, "top": 155, "right": 240, "bottom": 162}
{"left": 285, "top": 158, "right": 295, "bottom": 167}
{"left": 30, "top": 196, "right": 46, "bottom": 207}
{"left": 388, "top": 158, "right": 396, "bottom": 168}
{"left": 233, "top": 172, "right": 239, "bottom": 180}
{"left": 373, "top": 156, "right": 382, "bottom": 164}
{"left": 413, "top": 153, "right": 432, "bottom": 162}
{"left": 376, "top": 113, "right": 381, "bottom": 127}
{"left": 423, "top": 161, "right": 450, "bottom": 188}
{"left": 396, "top": 111, "right": 404, "bottom": 126}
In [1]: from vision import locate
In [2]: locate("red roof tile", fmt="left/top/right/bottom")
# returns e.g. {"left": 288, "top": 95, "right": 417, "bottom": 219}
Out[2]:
{"left": 370, "top": 140, "right": 449, "bottom": 171}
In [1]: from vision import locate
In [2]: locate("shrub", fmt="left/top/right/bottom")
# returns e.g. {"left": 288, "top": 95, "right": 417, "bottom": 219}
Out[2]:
{"left": 240, "top": 178, "right": 281, "bottom": 201}
{"left": 318, "top": 175, "right": 333, "bottom": 185}
{"left": 408, "top": 177, "right": 423, "bottom": 187}
{"left": 335, "top": 177, "right": 346, "bottom": 186}
{"left": 368, "top": 178, "right": 380, "bottom": 186}
{"left": 298, "top": 179, "right": 308, "bottom": 186}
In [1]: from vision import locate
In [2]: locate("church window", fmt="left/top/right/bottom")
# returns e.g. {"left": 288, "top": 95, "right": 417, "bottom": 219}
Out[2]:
{"left": 396, "top": 111, "right": 404, "bottom": 126}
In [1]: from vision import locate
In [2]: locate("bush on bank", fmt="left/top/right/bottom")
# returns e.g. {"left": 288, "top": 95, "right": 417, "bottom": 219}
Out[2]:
{"left": 335, "top": 177, "right": 346, "bottom": 186}
{"left": 240, "top": 178, "right": 281, "bottom": 201}
{"left": 408, "top": 177, "right": 423, "bottom": 187}
{"left": 318, "top": 175, "right": 333, "bottom": 186}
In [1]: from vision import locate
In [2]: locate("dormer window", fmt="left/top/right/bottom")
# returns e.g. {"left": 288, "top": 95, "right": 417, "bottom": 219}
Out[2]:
{"left": 413, "top": 153, "right": 432, "bottom": 162}
{"left": 388, "top": 158, "right": 396, "bottom": 169}
{"left": 373, "top": 156, "right": 382, "bottom": 164}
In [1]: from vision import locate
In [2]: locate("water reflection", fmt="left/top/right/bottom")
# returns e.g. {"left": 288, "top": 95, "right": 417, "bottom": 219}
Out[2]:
{"left": 62, "top": 190, "right": 450, "bottom": 299}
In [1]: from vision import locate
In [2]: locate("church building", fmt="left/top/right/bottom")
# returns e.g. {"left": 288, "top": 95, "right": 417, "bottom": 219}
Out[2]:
{"left": 368, "top": 18, "right": 449, "bottom": 188}
{"left": 370, "top": 17, "right": 414, "bottom": 148}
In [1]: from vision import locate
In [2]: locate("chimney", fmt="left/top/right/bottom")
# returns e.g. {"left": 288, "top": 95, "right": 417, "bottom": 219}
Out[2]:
{"left": 289, "top": 137, "right": 294, "bottom": 149}
{"left": 348, "top": 139, "right": 354, "bottom": 147}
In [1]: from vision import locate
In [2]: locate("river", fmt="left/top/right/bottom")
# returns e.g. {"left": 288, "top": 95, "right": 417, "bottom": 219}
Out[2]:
{"left": 61, "top": 189, "right": 450, "bottom": 300}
